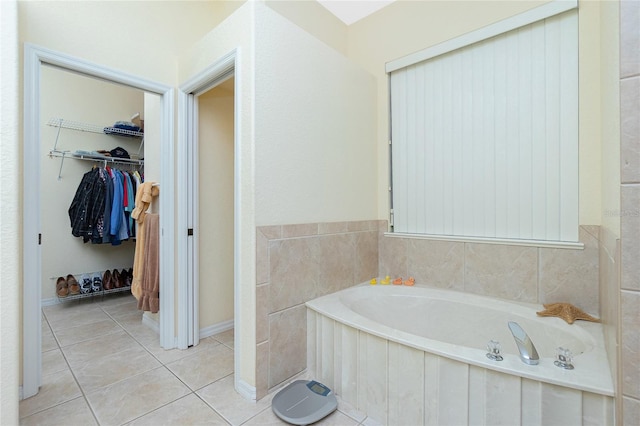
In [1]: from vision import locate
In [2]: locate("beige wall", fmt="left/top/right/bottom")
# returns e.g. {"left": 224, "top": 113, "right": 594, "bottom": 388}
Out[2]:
{"left": 254, "top": 4, "right": 377, "bottom": 226}
{"left": 265, "top": 0, "right": 348, "bottom": 55}
{"left": 600, "top": 0, "right": 622, "bottom": 243}
{"left": 18, "top": 0, "right": 225, "bottom": 85}
{"left": 1, "top": 0, "right": 20, "bottom": 422}
{"left": 198, "top": 83, "right": 235, "bottom": 329}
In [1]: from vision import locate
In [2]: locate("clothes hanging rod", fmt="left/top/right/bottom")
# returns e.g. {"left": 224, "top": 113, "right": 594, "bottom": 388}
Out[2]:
{"left": 49, "top": 150, "right": 143, "bottom": 180}
{"left": 49, "top": 150, "right": 144, "bottom": 165}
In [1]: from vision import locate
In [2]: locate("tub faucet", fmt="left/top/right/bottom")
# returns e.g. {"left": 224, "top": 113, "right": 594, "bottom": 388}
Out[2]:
{"left": 508, "top": 321, "right": 539, "bottom": 365}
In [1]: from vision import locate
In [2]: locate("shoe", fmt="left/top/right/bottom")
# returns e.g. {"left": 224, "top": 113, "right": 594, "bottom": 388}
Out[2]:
{"left": 102, "top": 270, "right": 113, "bottom": 290}
{"left": 122, "top": 268, "right": 131, "bottom": 287}
{"left": 112, "top": 269, "right": 122, "bottom": 288}
{"left": 80, "top": 274, "right": 92, "bottom": 294}
{"left": 56, "top": 277, "right": 68, "bottom": 298}
{"left": 66, "top": 274, "right": 80, "bottom": 295}
{"left": 92, "top": 273, "right": 103, "bottom": 292}
{"left": 118, "top": 268, "right": 128, "bottom": 287}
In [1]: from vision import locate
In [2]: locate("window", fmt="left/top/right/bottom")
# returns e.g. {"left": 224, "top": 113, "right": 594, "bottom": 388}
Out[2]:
{"left": 388, "top": 2, "right": 578, "bottom": 243}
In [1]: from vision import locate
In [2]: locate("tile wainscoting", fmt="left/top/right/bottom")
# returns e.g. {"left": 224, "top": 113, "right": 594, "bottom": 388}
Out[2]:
{"left": 255, "top": 220, "right": 381, "bottom": 399}
{"left": 379, "top": 225, "right": 601, "bottom": 315}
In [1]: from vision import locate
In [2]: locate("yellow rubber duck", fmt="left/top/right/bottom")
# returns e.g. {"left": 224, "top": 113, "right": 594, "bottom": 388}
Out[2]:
{"left": 381, "top": 275, "right": 391, "bottom": 285}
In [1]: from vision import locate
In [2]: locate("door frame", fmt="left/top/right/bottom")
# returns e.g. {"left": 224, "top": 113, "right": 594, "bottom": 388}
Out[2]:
{"left": 23, "top": 44, "right": 176, "bottom": 398}
{"left": 177, "top": 49, "right": 246, "bottom": 394}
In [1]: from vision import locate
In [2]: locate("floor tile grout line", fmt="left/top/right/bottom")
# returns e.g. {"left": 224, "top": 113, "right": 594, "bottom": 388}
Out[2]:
{"left": 191, "top": 383, "right": 235, "bottom": 425}
{"left": 238, "top": 404, "right": 273, "bottom": 426}
{"left": 31, "top": 298, "right": 244, "bottom": 425}
{"left": 122, "top": 392, "right": 221, "bottom": 426}
{"left": 18, "top": 395, "right": 91, "bottom": 424}
{"left": 97, "top": 300, "right": 172, "bottom": 368}
{"left": 56, "top": 303, "right": 170, "bottom": 421}
{"left": 88, "top": 364, "right": 181, "bottom": 425}
{"left": 45, "top": 308, "right": 103, "bottom": 426}
{"left": 55, "top": 327, "right": 128, "bottom": 351}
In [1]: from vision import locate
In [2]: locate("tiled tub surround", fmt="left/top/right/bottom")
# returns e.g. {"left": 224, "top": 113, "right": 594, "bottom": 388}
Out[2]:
{"left": 255, "top": 221, "right": 381, "bottom": 399}
{"left": 379, "top": 225, "right": 601, "bottom": 316}
{"left": 307, "top": 284, "right": 614, "bottom": 425}
{"left": 257, "top": 222, "right": 603, "bottom": 399}
{"left": 599, "top": 225, "right": 621, "bottom": 405}
{"left": 620, "top": 0, "right": 640, "bottom": 419}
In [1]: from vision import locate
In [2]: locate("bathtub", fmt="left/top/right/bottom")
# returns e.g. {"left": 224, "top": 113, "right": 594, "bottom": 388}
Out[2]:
{"left": 306, "top": 283, "right": 614, "bottom": 425}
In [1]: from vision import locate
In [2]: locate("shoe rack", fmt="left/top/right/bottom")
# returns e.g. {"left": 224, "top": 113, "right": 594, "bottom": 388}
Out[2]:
{"left": 53, "top": 268, "right": 133, "bottom": 302}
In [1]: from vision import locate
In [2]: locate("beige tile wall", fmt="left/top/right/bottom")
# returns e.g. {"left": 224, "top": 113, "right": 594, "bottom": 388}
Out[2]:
{"left": 379, "top": 225, "right": 600, "bottom": 314}
{"left": 599, "top": 226, "right": 621, "bottom": 407}
{"left": 255, "top": 220, "right": 381, "bottom": 399}
{"left": 620, "top": 0, "right": 640, "bottom": 421}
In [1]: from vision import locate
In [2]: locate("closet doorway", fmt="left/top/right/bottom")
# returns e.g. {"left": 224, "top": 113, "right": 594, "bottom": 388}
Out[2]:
{"left": 23, "top": 45, "right": 176, "bottom": 399}
{"left": 40, "top": 65, "right": 150, "bottom": 305}
{"left": 196, "top": 77, "right": 235, "bottom": 342}
{"left": 178, "top": 50, "right": 242, "bottom": 395}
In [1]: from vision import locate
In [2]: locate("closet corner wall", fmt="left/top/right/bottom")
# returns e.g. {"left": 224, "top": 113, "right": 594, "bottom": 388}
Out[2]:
{"left": 40, "top": 65, "right": 160, "bottom": 303}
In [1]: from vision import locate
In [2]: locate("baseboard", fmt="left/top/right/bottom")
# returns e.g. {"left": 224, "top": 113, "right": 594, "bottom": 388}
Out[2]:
{"left": 41, "top": 297, "right": 60, "bottom": 307}
{"left": 141, "top": 313, "right": 160, "bottom": 334}
{"left": 236, "top": 377, "right": 257, "bottom": 401}
{"left": 200, "top": 319, "right": 234, "bottom": 340}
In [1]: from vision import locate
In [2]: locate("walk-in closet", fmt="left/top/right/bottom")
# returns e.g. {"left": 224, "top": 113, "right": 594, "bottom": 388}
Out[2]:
{"left": 40, "top": 64, "right": 160, "bottom": 320}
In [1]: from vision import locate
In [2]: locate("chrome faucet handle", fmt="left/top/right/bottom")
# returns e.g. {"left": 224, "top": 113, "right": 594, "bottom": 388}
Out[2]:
{"left": 554, "top": 347, "right": 574, "bottom": 370}
{"left": 486, "top": 340, "right": 504, "bottom": 361}
{"left": 508, "top": 321, "right": 540, "bottom": 365}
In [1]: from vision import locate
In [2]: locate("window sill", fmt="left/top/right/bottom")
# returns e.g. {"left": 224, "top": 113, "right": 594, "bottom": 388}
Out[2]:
{"left": 384, "top": 232, "right": 584, "bottom": 250}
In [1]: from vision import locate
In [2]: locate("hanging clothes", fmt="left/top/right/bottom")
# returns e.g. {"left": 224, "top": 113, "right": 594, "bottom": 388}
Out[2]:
{"left": 68, "top": 167, "right": 106, "bottom": 243}
{"left": 109, "top": 168, "right": 124, "bottom": 245}
{"left": 68, "top": 164, "right": 140, "bottom": 245}
{"left": 138, "top": 213, "right": 160, "bottom": 313}
{"left": 131, "top": 181, "right": 159, "bottom": 307}
{"left": 101, "top": 167, "right": 114, "bottom": 244}
{"left": 124, "top": 171, "right": 136, "bottom": 237}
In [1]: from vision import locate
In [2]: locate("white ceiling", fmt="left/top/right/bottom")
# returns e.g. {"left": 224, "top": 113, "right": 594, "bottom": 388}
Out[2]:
{"left": 317, "top": 0, "right": 396, "bottom": 25}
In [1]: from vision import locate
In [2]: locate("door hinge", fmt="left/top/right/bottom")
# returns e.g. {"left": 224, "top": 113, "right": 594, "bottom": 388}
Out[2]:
{"left": 389, "top": 210, "right": 394, "bottom": 227}
{"left": 38, "top": 233, "right": 42, "bottom": 245}
{"left": 187, "top": 228, "right": 194, "bottom": 236}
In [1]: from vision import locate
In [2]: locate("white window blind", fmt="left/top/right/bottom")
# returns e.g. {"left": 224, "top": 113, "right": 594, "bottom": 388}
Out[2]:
{"left": 390, "top": 8, "right": 578, "bottom": 243}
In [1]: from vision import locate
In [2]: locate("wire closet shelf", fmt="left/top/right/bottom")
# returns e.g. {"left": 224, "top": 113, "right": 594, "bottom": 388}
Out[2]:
{"left": 47, "top": 118, "right": 144, "bottom": 179}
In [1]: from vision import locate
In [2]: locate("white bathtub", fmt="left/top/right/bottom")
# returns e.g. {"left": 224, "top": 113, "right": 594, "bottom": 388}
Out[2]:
{"left": 306, "top": 283, "right": 614, "bottom": 425}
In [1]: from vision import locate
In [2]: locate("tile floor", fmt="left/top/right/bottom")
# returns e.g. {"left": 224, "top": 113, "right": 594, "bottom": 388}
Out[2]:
{"left": 20, "top": 294, "right": 375, "bottom": 425}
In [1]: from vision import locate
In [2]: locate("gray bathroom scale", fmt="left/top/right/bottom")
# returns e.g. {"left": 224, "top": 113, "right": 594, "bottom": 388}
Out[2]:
{"left": 272, "top": 380, "right": 338, "bottom": 425}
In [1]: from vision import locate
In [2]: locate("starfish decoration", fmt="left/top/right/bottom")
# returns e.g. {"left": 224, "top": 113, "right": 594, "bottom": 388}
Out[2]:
{"left": 536, "top": 303, "right": 600, "bottom": 324}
